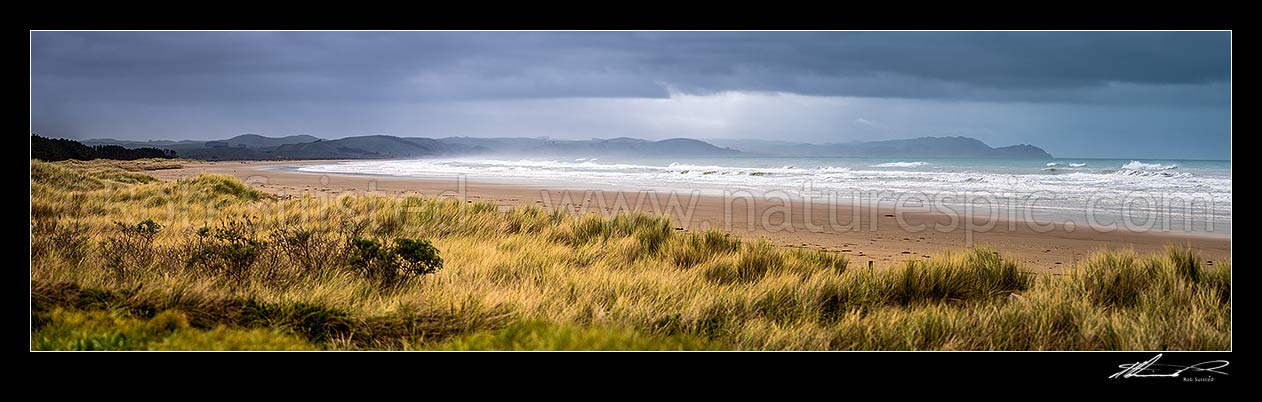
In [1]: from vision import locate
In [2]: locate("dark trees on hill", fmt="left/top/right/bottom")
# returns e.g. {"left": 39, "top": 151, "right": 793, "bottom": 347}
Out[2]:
{"left": 31, "top": 135, "right": 177, "bottom": 161}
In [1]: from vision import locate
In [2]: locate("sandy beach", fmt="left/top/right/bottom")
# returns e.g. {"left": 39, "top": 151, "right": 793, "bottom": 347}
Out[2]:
{"left": 151, "top": 160, "right": 1232, "bottom": 273}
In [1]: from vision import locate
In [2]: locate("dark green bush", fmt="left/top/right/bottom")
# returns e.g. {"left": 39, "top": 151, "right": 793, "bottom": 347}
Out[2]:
{"left": 101, "top": 219, "right": 163, "bottom": 280}
{"left": 186, "top": 219, "right": 265, "bottom": 280}
{"left": 347, "top": 237, "right": 392, "bottom": 284}
{"left": 346, "top": 237, "right": 444, "bottom": 287}
{"left": 393, "top": 238, "right": 443, "bottom": 276}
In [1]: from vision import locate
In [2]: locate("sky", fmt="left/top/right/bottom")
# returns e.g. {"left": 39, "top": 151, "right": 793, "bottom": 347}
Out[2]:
{"left": 30, "top": 31, "right": 1231, "bottom": 159}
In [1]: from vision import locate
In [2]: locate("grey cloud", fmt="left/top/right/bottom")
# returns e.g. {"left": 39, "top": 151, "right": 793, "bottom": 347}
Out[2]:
{"left": 28, "top": 31, "right": 1232, "bottom": 159}
{"left": 31, "top": 31, "right": 1230, "bottom": 104}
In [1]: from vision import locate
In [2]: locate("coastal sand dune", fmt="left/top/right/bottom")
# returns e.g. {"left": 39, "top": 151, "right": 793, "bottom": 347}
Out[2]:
{"left": 152, "top": 160, "right": 1231, "bottom": 273}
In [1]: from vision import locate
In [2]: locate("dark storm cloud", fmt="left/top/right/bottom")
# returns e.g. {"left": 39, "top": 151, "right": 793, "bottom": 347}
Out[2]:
{"left": 28, "top": 31, "right": 1232, "bottom": 159}
{"left": 31, "top": 31, "right": 1230, "bottom": 104}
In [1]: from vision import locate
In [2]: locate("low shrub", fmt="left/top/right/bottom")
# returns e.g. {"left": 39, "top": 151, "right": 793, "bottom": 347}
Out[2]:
{"left": 186, "top": 219, "right": 266, "bottom": 280}
{"left": 346, "top": 237, "right": 444, "bottom": 287}
{"left": 101, "top": 219, "right": 163, "bottom": 280}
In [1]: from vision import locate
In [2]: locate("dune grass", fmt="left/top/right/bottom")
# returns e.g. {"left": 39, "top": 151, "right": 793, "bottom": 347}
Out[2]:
{"left": 28, "top": 160, "right": 1231, "bottom": 350}
{"left": 32, "top": 308, "right": 318, "bottom": 351}
{"left": 426, "top": 321, "right": 721, "bottom": 351}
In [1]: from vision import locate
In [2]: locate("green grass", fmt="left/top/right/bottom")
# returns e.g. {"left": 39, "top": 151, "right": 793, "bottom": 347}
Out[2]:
{"left": 426, "top": 321, "right": 721, "bottom": 351}
{"left": 32, "top": 308, "right": 318, "bottom": 351}
{"left": 28, "top": 159, "right": 1231, "bottom": 350}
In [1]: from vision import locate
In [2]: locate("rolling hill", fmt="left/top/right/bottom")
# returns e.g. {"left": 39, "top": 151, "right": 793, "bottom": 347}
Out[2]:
{"left": 708, "top": 136, "right": 1053, "bottom": 159}
{"left": 79, "top": 134, "right": 1051, "bottom": 160}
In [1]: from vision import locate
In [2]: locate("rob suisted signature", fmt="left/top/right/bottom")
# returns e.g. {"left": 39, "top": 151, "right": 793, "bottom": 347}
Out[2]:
{"left": 1110, "top": 354, "right": 1229, "bottom": 379}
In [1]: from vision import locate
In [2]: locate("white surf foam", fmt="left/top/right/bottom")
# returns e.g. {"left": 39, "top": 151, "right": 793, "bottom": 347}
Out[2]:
{"left": 1121, "top": 161, "right": 1178, "bottom": 171}
{"left": 872, "top": 161, "right": 928, "bottom": 168}
{"left": 293, "top": 156, "right": 1230, "bottom": 230}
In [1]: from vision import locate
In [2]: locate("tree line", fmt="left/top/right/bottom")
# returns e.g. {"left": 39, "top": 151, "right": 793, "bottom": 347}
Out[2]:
{"left": 31, "top": 134, "right": 177, "bottom": 161}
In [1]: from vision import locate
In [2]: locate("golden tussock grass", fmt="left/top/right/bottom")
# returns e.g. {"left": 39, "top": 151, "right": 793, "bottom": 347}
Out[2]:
{"left": 29, "top": 159, "right": 1230, "bottom": 350}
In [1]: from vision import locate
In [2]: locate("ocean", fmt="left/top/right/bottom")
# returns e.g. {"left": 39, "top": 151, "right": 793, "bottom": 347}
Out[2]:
{"left": 292, "top": 156, "right": 1232, "bottom": 235}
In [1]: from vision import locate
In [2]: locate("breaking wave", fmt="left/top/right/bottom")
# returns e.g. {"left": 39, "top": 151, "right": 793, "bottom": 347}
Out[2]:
{"left": 1121, "top": 161, "right": 1178, "bottom": 171}
{"left": 872, "top": 161, "right": 928, "bottom": 168}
